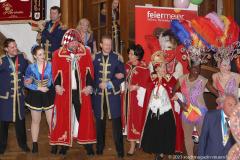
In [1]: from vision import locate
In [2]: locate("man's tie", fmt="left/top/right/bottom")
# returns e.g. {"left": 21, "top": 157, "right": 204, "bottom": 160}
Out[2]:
{"left": 225, "top": 117, "right": 230, "bottom": 128}
{"left": 223, "top": 117, "right": 230, "bottom": 146}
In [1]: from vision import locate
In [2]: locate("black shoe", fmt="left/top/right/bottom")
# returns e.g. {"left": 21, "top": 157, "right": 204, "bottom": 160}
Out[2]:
{"left": 154, "top": 154, "right": 163, "bottom": 160}
{"left": 32, "top": 142, "right": 38, "bottom": 153}
{"left": 59, "top": 146, "right": 68, "bottom": 155}
{"left": 118, "top": 153, "right": 124, "bottom": 158}
{"left": 0, "top": 147, "right": 5, "bottom": 154}
{"left": 51, "top": 145, "right": 58, "bottom": 154}
{"left": 20, "top": 145, "right": 30, "bottom": 153}
{"left": 84, "top": 144, "right": 95, "bottom": 156}
{"left": 96, "top": 150, "right": 103, "bottom": 155}
{"left": 86, "top": 148, "right": 95, "bottom": 156}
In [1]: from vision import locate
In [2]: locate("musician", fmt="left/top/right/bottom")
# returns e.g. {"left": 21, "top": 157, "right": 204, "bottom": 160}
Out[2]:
{"left": 40, "top": 6, "right": 66, "bottom": 61}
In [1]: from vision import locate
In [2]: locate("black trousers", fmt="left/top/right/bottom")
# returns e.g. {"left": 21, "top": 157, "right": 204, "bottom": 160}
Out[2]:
{"left": 96, "top": 95, "right": 124, "bottom": 157}
{"left": 72, "top": 90, "right": 93, "bottom": 152}
{"left": 0, "top": 103, "right": 27, "bottom": 151}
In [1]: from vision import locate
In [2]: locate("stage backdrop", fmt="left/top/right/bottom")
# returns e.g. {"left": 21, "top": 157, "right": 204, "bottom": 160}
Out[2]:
{"left": 0, "top": 0, "right": 45, "bottom": 23}
{"left": 135, "top": 5, "right": 198, "bottom": 63}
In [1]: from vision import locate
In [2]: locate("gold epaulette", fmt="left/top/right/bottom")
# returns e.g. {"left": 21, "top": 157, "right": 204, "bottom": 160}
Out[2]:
{"left": 112, "top": 51, "right": 124, "bottom": 62}
{"left": 92, "top": 51, "right": 101, "bottom": 61}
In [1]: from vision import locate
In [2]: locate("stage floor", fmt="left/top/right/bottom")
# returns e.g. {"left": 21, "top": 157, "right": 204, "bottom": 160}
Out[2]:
{"left": 0, "top": 111, "right": 156, "bottom": 160}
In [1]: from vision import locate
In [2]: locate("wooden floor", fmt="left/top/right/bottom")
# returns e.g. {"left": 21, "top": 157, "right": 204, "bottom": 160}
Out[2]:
{"left": 0, "top": 111, "right": 157, "bottom": 160}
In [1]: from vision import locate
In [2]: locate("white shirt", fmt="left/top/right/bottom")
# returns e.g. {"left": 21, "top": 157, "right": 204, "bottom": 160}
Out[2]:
{"left": 70, "top": 53, "right": 77, "bottom": 90}
{"left": 221, "top": 111, "right": 230, "bottom": 146}
{"left": 149, "top": 85, "right": 172, "bottom": 115}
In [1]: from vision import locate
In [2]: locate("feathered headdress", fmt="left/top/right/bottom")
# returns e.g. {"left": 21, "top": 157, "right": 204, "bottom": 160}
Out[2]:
{"left": 181, "top": 40, "right": 212, "bottom": 66}
{"left": 213, "top": 41, "right": 240, "bottom": 65}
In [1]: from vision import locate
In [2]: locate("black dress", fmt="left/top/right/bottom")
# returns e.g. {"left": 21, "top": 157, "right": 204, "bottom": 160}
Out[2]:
{"left": 141, "top": 110, "right": 176, "bottom": 154}
{"left": 141, "top": 85, "right": 176, "bottom": 154}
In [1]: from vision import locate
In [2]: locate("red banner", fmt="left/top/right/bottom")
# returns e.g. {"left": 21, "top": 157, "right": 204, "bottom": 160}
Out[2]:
{"left": 0, "top": 0, "right": 45, "bottom": 23}
{"left": 0, "top": 0, "right": 31, "bottom": 22}
{"left": 135, "top": 6, "right": 198, "bottom": 63}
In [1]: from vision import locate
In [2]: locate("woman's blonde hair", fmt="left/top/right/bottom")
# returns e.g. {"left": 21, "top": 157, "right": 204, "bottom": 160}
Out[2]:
{"left": 77, "top": 18, "right": 93, "bottom": 34}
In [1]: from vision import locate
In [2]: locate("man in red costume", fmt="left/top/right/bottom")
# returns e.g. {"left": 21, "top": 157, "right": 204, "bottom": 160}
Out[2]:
{"left": 50, "top": 29, "right": 96, "bottom": 155}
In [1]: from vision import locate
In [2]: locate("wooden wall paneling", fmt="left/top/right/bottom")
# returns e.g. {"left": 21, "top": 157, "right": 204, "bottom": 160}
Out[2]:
{"left": 78, "top": 0, "right": 84, "bottom": 18}
{"left": 72, "top": 0, "right": 79, "bottom": 28}
{"left": 90, "top": 3, "right": 99, "bottom": 29}
{"left": 159, "top": 0, "right": 173, "bottom": 7}
{"left": 119, "top": 0, "right": 129, "bottom": 61}
{"left": 199, "top": 0, "right": 217, "bottom": 16}
{"left": 105, "top": 0, "right": 110, "bottom": 35}
{"left": 128, "top": 10, "right": 135, "bottom": 45}
{"left": 223, "top": 0, "right": 234, "bottom": 17}
{"left": 60, "top": 0, "right": 73, "bottom": 28}
{"left": 91, "top": 2, "right": 101, "bottom": 46}
{"left": 107, "top": 0, "right": 113, "bottom": 35}
{"left": 235, "top": 0, "right": 240, "bottom": 25}
{"left": 84, "top": 0, "right": 111, "bottom": 49}
{"left": 83, "top": 0, "right": 91, "bottom": 18}
{"left": 60, "top": 0, "right": 84, "bottom": 28}
{"left": 0, "top": 32, "right": 6, "bottom": 56}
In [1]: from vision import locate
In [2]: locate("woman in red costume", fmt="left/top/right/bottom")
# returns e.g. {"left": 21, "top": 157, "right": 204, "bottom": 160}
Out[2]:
{"left": 141, "top": 51, "right": 184, "bottom": 160}
{"left": 121, "top": 44, "right": 150, "bottom": 156}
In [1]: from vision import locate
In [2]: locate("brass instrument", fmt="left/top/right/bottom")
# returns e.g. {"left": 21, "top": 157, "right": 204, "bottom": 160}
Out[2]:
{"left": 112, "top": 8, "right": 120, "bottom": 55}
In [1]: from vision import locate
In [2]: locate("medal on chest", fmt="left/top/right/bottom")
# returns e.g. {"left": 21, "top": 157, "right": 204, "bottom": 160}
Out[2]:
{"left": 153, "top": 83, "right": 161, "bottom": 99}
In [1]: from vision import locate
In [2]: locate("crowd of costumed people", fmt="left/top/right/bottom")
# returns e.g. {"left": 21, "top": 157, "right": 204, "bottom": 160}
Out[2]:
{"left": 171, "top": 9, "right": 240, "bottom": 160}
